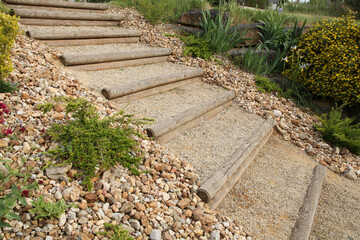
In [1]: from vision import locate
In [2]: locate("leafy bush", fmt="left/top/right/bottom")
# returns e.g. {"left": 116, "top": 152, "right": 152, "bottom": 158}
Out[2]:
{"left": 0, "top": 79, "right": 17, "bottom": 93}
{"left": 345, "top": 0, "right": 360, "bottom": 18}
{"left": 283, "top": 13, "right": 360, "bottom": 105}
{"left": 315, "top": 104, "right": 360, "bottom": 155}
{"left": 200, "top": 10, "right": 248, "bottom": 53}
{"left": 46, "top": 98, "right": 147, "bottom": 190}
{"left": 179, "top": 35, "right": 213, "bottom": 60}
{"left": 98, "top": 223, "right": 134, "bottom": 240}
{"left": 0, "top": 13, "right": 19, "bottom": 85}
{"left": 0, "top": 2, "right": 11, "bottom": 14}
{"left": 111, "top": 0, "right": 209, "bottom": 24}
{"left": 29, "top": 196, "right": 73, "bottom": 220}
{"left": 255, "top": 75, "right": 281, "bottom": 93}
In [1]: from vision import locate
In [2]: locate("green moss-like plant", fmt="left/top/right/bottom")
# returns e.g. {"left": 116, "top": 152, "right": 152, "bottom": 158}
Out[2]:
{"left": 254, "top": 75, "right": 281, "bottom": 93}
{"left": 98, "top": 223, "right": 134, "bottom": 240}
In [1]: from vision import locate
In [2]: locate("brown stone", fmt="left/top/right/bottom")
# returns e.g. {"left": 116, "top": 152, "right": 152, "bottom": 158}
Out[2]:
{"left": 21, "top": 92, "right": 30, "bottom": 100}
{"left": 0, "top": 139, "right": 9, "bottom": 148}
{"left": 78, "top": 200, "right": 88, "bottom": 210}
{"left": 52, "top": 112, "right": 64, "bottom": 120}
{"left": 177, "top": 198, "right": 191, "bottom": 209}
{"left": 144, "top": 225, "right": 153, "bottom": 235}
{"left": 54, "top": 103, "right": 66, "bottom": 112}
{"left": 149, "top": 201, "right": 157, "bottom": 208}
{"left": 85, "top": 193, "right": 97, "bottom": 203}
{"left": 135, "top": 202, "right": 146, "bottom": 212}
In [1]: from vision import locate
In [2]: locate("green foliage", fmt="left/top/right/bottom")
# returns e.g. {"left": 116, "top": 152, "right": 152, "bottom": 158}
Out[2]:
{"left": 239, "top": 0, "right": 268, "bottom": 9}
{"left": 284, "top": 0, "right": 348, "bottom": 18}
{"left": 0, "top": 2, "right": 11, "bottom": 14}
{"left": 111, "top": 0, "right": 208, "bottom": 24}
{"left": 37, "top": 102, "right": 55, "bottom": 114}
{"left": 46, "top": 98, "right": 147, "bottom": 190}
{"left": 283, "top": 13, "right": 360, "bottom": 105}
{"left": 29, "top": 196, "right": 73, "bottom": 220}
{"left": 0, "top": 79, "right": 16, "bottom": 93}
{"left": 179, "top": 35, "right": 213, "bottom": 60}
{"left": 200, "top": 10, "right": 249, "bottom": 53}
{"left": 98, "top": 223, "right": 134, "bottom": 240}
{"left": 254, "top": 75, "right": 281, "bottom": 93}
{"left": 314, "top": 104, "right": 360, "bottom": 155}
{"left": 345, "top": 0, "right": 360, "bottom": 18}
{"left": 0, "top": 160, "right": 38, "bottom": 228}
{"left": 0, "top": 12, "right": 19, "bottom": 92}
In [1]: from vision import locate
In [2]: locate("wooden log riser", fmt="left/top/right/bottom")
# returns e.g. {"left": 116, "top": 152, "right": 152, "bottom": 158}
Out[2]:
{"left": 156, "top": 100, "right": 233, "bottom": 144}
{"left": 66, "top": 56, "right": 168, "bottom": 71}
{"left": 197, "top": 118, "right": 275, "bottom": 208}
{"left": 146, "top": 91, "right": 235, "bottom": 139}
{"left": 26, "top": 30, "right": 141, "bottom": 40}
{"left": 19, "top": 18, "right": 121, "bottom": 27}
{"left": 7, "top": 4, "right": 104, "bottom": 13}
{"left": 61, "top": 49, "right": 171, "bottom": 66}
{"left": 289, "top": 165, "right": 327, "bottom": 240}
{"left": 112, "top": 77, "right": 201, "bottom": 104}
{"left": 102, "top": 68, "right": 203, "bottom": 99}
{"left": 5, "top": 0, "right": 108, "bottom": 10}
{"left": 13, "top": 9, "right": 123, "bottom": 21}
{"left": 41, "top": 37, "right": 139, "bottom": 47}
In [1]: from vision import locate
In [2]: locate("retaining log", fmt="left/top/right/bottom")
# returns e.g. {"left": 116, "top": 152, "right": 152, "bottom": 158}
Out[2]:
{"left": 66, "top": 56, "right": 168, "bottom": 71}
{"left": 13, "top": 9, "right": 123, "bottom": 21}
{"left": 60, "top": 48, "right": 171, "bottom": 66}
{"left": 19, "top": 18, "right": 121, "bottom": 26}
{"left": 40, "top": 37, "right": 139, "bottom": 47}
{"left": 7, "top": 4, "right": 104, "bottom": 13}
{"left": 5, "top": 0, "right": 108, "bottom": 10}
{"left": 146, "top": 91, "right": 235, "bottom": 140}
{"left": 102, "top": 68, "right": 203, "bottom": 99}
{"left": 26, "top": 29, "right": 141, "bottom": 40}
{"left": 197, "top": 118, "right": 275, "bottom": 209}
{"left": 290, "top": 165, "right": 327, "bottom": 240}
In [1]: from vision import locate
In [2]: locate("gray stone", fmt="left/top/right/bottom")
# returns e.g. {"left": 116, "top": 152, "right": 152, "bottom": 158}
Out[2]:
{"left": 210, "top": 230, "right": 221, "bottom": 240}
{"left": 58, "top": 213, "right": 66, "bottom": 227}
{"left": 129, "top": 219, "right": 141, "bottom": 231}
{"left": 344, "top": 166, "right": 358, "bottom": 180}
{"left": 120, "top": 202, "right": 134, "bottom": 213}
{"left": 0, "top": 163, "right": 9, "bottom": 175}
{"left": 64, "top": 224, "right": 73, "bottom": 236}
{"left": 150, "top": 229, "right": 162, "bottom": 240}
{"left": 77, "top": 210, "right": 88, "bottom": 218}
{"left": 46, "top": 164, "right": 72, "bottom": 180}
{"left": 54, "top": 191, "right": 62, "bottom": 200}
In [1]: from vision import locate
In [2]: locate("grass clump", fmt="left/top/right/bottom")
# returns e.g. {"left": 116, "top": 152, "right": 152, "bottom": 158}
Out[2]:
{"left": 29, "top": 196, "right": 74, "bottom": 220}
{"left": 98, "top": 223, "right": 134, "bottom": 240}
{"left": 46, "top": 98, "right": 147, "bottom": 190}
{"left": 315, "top": 104, "right": 360, "bottom": 155}
{"left": 179, "top": 34, "right": 213, "bottom": 60}
{"left": 254, "top": 75, "right": 281, "bottom": 93}
{"left": 110, "top": 0, "right": 209, "bottom": 24}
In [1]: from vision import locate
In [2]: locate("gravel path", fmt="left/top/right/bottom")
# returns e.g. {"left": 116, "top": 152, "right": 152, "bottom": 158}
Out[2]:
{"left": 113, "top": 81, "right": 228, "bottom": 124}
{"left": 60, "top": 62, "right": 196, "bottom": 92}
{"left": 165, "top": 104, "right": 263, "bottom": 182}
{"left": 218, "top": 133, "right": 316, "bottom": 239}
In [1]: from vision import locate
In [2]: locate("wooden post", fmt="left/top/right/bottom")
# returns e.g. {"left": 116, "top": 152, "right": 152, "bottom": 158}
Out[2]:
{"left": 290, "top": 165, "right": 327, "bottom": 240}
{"left": 197, "top": 118, "right": 275, "bottom": 209}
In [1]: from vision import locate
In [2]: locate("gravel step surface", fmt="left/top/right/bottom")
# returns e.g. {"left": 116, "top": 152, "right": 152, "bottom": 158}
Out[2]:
{"left": 113, "top": 81, "right": 229, "bottom": 124}
{"left": 165, "top": 104, "right": 264, "bottom": 182}
{"left": 60, "top": 62, "right": 197, "bottom": 92}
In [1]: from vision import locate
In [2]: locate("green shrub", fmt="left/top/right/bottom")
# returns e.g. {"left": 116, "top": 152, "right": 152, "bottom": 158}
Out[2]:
{"left": 98, "top": 223, "right": 134, "bottom": 240}
{"left": 255, "top": 75, "right": 281, "bottom": 93}
{"left": 111, "top": 0, "right": 208, "bottom": 24}
{"left": 46, "top": 98, "right": 148, "bottom": 190}
{"left": 179, "top": 34, "right": 213, "bottom": 60}
{"left": 314, "top": 104, "right": 360, "bottom": 155}
{"left": 0, "top": 1, "right": 11, "bottom": 14}
{"left": 0, "top": 13, "right": 19, "bottom": 85}
{"left": 283, "top": 13, "right": 360, "bottom": 105}
{"left": 345, "top": 0, "right": 360, "bottom": 18}
{"left": 0, "top": 79, "right": 16, "bottom": 93}
{"left": 29, "top": 196, "right": 73, "bottom": 220}
{"left": 200, "top": 10, "right": 249, "bottom": 53}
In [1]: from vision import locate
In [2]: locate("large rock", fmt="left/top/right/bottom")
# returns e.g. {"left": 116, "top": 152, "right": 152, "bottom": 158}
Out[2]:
{"left": 178, "top": 9, "right": 229, "bottom": 27}
{"left": 45, "top": 164, "right": 72, "bottom": 180}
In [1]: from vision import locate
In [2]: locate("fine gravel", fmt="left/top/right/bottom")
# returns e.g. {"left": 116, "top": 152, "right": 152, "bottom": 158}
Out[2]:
{"left": 113, "top": 81, "right": 229, "bottom": 124}
{"left": 218, "top": 133, "right": 316, "bottom": 239}
{"left": 165, "top": 104, "right": 264, "bottom": 182}
{"left": 60, "top": 62, "right": 197, "bottom": 92}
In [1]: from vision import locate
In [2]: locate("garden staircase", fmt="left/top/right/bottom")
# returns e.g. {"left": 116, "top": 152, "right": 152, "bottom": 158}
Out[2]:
{"left": 7, "top": 0, "right": 275, "bottom": 211}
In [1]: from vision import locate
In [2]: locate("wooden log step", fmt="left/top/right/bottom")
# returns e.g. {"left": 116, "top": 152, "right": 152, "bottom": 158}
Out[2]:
{"left": 19, "top": 18, "right": 120, "bottom": 26}
{"left": 7, "top": 4, "right": 104, "bottom": 13}
{"left": 101, "top": 68, "right": 203, "bottom": 100}
{"left": 197, "top": 118, "right": 275, "bottom": 210}
{"left": 13, "top": 9, "right": 123, "bottom": 21}
{"left": 66, "top": 56, "right": 168, "bottom": 71}
{"left": 5, "top": 0, "right": 108, "bottom": 10}
{"left": 60, "top": 48, "right": 171, "bottom": 66}
{"left": 40, "top": 37, "right": 139, "bottom": 47}
{"left": 26, "top": 29, "right": 142, "bottom": 40}
{"left": 146, "top": 91, "right": 235, "bottom": 142}
{"left": 290, "top": 165, "right": 327, "bottom": 240}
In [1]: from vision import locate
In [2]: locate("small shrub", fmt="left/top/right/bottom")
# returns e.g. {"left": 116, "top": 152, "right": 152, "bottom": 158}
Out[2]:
{"left": 314, "top": 104, "right": 360, "bottom": 155}
{"left": 283, "top": 13, "right": 360, "bottom": 105}
{"left": 255, "top": 75, "right": 281, "bottom": 93}
{"left": 0, "top": 2, "right": 11, "bottom": 14}
{"left": 98, "top": 223, "right": 134, "bottom": 240}
{"left": 46, "top": 98, "right": 148, "bottom": 190}
{"left": 0, "top": 79, "right": 17, "bottom": 93}
{"left": 179, "top": 35, "right": 213, "bottom": 60}
{"left": 29, "top": 196, "right": 73, "bottom": 220}
{"left": 200, "top": 10, "right": 249, "bottom": 53}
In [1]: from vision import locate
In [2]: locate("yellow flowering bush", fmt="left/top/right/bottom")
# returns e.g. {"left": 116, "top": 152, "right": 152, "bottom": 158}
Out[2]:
{"left": 283, "top": 13, "right": 360, "bottom": 105}
{"left": 0, "top": 13, "right": 19, "bottom": 80}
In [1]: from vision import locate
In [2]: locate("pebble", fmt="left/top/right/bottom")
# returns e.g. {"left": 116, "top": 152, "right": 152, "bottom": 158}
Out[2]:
{"left": 150, "top": 229, "right": 162, "bottom": 240}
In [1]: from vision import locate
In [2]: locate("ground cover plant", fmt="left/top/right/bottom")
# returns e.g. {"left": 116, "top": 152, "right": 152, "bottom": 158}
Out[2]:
{"left": 98, "top": 223, "right": 134, "bottom": 240}
{"left": 29, "top": 196, "right": 74, "bottom": 220}
{"left": 45, "top": 98, "right": 148, "bottom": 190}
{"left": 110, "top": 0, "right": 209, "bottom": 24}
